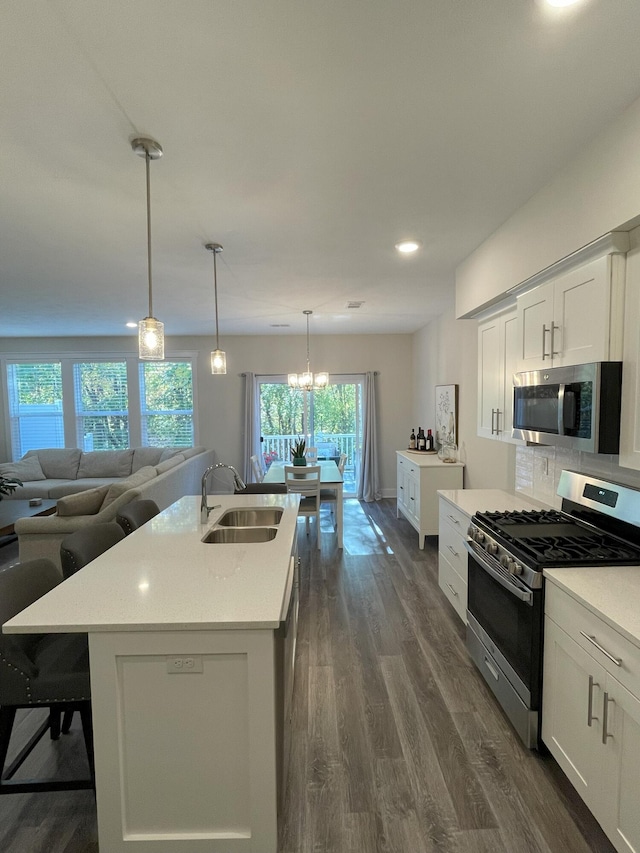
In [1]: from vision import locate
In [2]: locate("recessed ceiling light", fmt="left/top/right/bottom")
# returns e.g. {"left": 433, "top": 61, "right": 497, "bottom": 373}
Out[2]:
{"left": 395, "top": 240, "right": 421, "bottom": 254}
{"left": 125, "top": 322, "right": 137, "bottom": 328}
{"left": 546, "top": 0, "right": 581, "bottom": 6}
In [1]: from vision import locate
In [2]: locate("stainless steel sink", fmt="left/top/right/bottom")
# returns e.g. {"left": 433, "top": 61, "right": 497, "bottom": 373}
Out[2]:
{"left": 203, "top": 526, "right": 278, "bottom": 544}
{"left": 217, "top": 507, "right": 283, "bottom": 527}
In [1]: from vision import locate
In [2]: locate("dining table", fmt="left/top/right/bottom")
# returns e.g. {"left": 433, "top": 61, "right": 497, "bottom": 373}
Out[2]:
{"left": 263, "top": 459, "right": 344, "bottom": 548}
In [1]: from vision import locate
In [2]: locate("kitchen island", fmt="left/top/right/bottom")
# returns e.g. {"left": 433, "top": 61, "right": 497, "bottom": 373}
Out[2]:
{"left": 3, "top": 493, "right": 301, "bottom": 853}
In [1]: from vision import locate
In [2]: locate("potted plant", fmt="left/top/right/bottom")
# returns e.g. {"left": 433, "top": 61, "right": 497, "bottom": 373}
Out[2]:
{"left": 290, "top": 438, "right": 307, "bottom": 467}
{"left": 0, "top": 476, "right": 22, "bottom": 501}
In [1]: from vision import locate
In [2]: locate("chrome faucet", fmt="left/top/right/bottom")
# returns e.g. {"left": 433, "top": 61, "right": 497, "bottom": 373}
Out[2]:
{"left": 201, "top": 463, "right": 246, "bottom": 523}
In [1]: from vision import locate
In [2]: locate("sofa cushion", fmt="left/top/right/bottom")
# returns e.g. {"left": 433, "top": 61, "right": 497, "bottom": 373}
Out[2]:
{"left": 155, "top": 454, "right": 185, "bottom": 474}
{"left": 180, "top": 446, "right": 205, "bottom": 460}
{"left": 101, "top": 466, "right": 157, "bottom": 509}
{"left": 0, "top": 456, "right": 46, "bottom": 482}
{"left": 6, "top": 481, "right": 63, "bottom": 500}
{"left": 48, "top": 478, "right": 123, "bottom": 498}
{"left": 159, "top": 447, "right": 183, "bottom": 462}
{"left": 57, "top": 486, "right": 110, "bottom": 517}
{"left": 77, "top": 449, "right": 133, "bottom": 479}
{"left": 25, "top": 448, "right": 82, "bottom": 479}
{"left": 131, "top": 447, "right": 164, "bottom": 472}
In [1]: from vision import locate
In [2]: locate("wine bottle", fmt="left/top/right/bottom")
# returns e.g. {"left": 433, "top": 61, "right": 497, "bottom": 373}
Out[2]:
{"left": 417, "top": 427, "right": 426, "bottom": 451}
{"left": 426, "top": 428, "right": 434, "bottom": 452}
{"left": 409, "top": 428, "right": 416, "bottom": 450}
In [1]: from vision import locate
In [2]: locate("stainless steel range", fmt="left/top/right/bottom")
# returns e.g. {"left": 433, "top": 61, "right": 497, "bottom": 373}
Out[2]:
{"left": 465, "top": 469, "right": 640, "bottom": 748}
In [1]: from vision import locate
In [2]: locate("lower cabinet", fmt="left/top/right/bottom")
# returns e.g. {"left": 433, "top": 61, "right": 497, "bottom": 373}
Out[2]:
{"left": 396, "top": 451, "right": 464, "bottom": 549}
{"left": 437, "top": 497, "right": 470, "bottom": 624}
{"left": 542, "top": 582, "right": 640, "bottom": 853}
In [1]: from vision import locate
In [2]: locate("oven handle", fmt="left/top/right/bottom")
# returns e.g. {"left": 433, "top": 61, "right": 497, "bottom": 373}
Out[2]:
{"left": 464, "top": 540, "right": 533, "bottom": 604}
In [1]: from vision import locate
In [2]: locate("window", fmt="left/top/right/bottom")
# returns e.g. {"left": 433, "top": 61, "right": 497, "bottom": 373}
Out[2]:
{"left": 74, "top": 362, "right": 129, "bottom": 451}
{"left": 140, "top": 361, "right": 194, "bottom": 447}
{"left": 4, "top": 355, "right": 196, "bottom": 459}
{"left": 7, "top": 363, "right": 64, "bottom": 456}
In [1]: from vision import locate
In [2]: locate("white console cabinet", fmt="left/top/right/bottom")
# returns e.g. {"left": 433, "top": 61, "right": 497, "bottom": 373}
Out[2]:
{"left": 542, "top": 578, "right": 640, "bottom": 853}
{"left": 396, "top": 451, "right": 463, "bottom": 549}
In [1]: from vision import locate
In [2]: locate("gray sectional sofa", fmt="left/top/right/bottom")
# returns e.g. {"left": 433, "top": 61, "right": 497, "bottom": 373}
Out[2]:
{"left": 1, "top": 446, "right": 215, "bottom": 572}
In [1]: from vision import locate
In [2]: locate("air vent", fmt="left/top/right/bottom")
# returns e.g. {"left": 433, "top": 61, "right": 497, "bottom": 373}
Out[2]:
{"left": 346, "top": 301, "right": 364, "bottom": 309}
{"left": 270, "top": 323, "right": 290, "bottom": 327}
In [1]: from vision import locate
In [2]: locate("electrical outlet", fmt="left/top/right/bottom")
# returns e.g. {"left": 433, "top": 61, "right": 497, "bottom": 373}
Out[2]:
{"left": 166, "top": 655, "right": 203, "bottom": 673}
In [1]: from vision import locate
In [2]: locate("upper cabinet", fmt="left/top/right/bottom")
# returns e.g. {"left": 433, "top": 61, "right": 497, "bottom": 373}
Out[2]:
{"left": 516, "top": 255, "right": 625, "bottom": 372}
{"left": 477, "top": 305, "right": 520, "bottom": 443}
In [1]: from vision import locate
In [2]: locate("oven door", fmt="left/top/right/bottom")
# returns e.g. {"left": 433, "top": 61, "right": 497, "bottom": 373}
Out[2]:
{"left": 465, "top": 541, "right": 543, "bottom": 712}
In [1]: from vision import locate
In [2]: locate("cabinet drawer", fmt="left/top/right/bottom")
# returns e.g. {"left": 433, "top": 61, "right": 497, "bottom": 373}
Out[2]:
{"left": 546, "top": 582, "right": 640, "bottom": 699}
{"left": 439, "top": 501, "right": 470, "bottom": 536}
{"left": 438, "top": 521, "right": 467, "bottom": 582}
{"left": 439, "top": 554, "right": 467, "bottom": 623}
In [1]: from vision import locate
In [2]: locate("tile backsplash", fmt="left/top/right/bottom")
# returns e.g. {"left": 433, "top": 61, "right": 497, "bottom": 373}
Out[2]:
{"left": 515, "top": 445, "right": 640, "bottom": 508}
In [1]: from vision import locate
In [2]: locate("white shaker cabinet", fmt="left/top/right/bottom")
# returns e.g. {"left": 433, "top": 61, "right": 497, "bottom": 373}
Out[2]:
{"left": 477, "top": 305, "right": 520, "bottom": 442}
{"left": 542, "top": 580, "right": 640, "bottom": 853}
{"left": 437, "top": 497, "right": 470, "bottom": 624}
{"left": 516, "top": 255, "right": 624, "bottom": 372}
{"left": 396, "top": 452, "right": 463, "bottom": 549}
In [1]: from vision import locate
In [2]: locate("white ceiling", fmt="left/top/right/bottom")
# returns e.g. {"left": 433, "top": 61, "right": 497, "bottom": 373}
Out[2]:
{"left": 3, "top": 0, "right": 640, "bottom": 339}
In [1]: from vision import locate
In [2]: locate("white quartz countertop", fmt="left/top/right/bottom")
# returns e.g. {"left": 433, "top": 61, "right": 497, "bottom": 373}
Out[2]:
{"left": 437, "top": 488, "right": 550, "bottom": 517}
{"left": 397, "top": 450, "right": 464, "bottom": 468}
{"left": 544, "top": 567, "right": 640, "bottom": 650}
{"left": 4, "top": 495, "right": 300, "bottom": 634}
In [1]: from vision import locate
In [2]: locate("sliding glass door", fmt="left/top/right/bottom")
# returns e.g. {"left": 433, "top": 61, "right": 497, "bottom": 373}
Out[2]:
{"left": 257, "top": 375, "right": 363, "bottom": 496}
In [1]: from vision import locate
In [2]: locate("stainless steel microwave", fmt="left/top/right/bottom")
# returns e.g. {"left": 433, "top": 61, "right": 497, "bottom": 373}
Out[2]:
{"left": 512, "top": 362, "right": 622, "bottom": 454}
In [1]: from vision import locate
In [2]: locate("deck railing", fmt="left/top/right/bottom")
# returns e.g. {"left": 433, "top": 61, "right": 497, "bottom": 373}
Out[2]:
{"left": 262, "top": 433, "right": 358, "bottom": 490}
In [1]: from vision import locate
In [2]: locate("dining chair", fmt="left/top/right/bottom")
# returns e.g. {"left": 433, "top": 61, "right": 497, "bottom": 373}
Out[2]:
{"left": 320, "top": 453, "right": 347, "bottom": 529}
{"left": 305, "top": 446, "right": 318, "bottom": 463}
{"left": 250, "top": 454, "right": 265, "bottom": 482}
{"left": 116, "top": 499, "right": 160, "bottom": 535}
{"left": 284, "top": 465, "right": 321, "bottom": 549}
{"left": 0, "top": 558, "right": 94, "bottom": 794}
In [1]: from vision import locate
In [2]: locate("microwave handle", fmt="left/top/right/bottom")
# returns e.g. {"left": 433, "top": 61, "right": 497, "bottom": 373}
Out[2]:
{"left": 557, "top": 383, "right": 565, "bottom": 436}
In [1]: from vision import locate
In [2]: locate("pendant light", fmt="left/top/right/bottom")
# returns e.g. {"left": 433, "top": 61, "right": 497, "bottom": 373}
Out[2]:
{"left": 131, "top": 136, "right": 164, "bottom": 360}
{"left": 205, "top": 242, "right": 226, "bottom": 374}
{"left": 288, "top": 310, "right": 329, "bottom": 391}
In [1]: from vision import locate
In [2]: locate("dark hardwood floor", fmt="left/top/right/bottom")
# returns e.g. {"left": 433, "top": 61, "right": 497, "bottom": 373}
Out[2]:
{"left": 0, "top": 501, "right": 616, "bottom": 852}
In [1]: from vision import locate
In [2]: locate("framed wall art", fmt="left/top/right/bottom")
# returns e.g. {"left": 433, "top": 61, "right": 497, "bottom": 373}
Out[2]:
{"left": 435, "top": 384, "right": 458, "bottom": 448}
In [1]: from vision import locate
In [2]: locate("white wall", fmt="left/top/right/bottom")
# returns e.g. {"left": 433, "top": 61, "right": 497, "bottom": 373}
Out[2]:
{"left": 412, "top": 303, "right": 516, "bottom": 491}
{"left": 0, "top": 333, "right": 412, "bottom": 497}
{"left": 456, "top": 94, "right": 640, "bottom": 317}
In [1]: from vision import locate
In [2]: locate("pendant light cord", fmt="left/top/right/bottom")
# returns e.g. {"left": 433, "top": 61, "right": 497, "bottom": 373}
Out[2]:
{"left": 213, "top": 248, "right": 220, "bottom": 350}
{"left": 145, "top": 151, "right": 153, "bottom": 318}
{"left": 306, "top": 311, "right": 311, "bottom": 372}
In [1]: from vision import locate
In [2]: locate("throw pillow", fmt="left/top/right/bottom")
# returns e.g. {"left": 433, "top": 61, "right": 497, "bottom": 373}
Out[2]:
{"left": 77, "top": 449, "right": 133, "bottom": 479}
{"left": 101, "top": 466, "right": 158, "bottom": 509}
{"left": 57, "top": 486, "right": 109, "bottom": 517}
{"left": 0, "top": 456, "right": 46, "bottom": 482}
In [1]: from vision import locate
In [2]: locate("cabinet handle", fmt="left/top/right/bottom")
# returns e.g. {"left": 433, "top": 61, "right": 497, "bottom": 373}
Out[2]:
{"left": 447, "top": 514, "right": 459, "bottom": 525}
{"left": 491, "top": 408, "right": 497, "bottom": 435}
{"left": 587, "top": 675, "right": 599, "bottom": 727}
{"left": 399, "top": 485, "right": 404, "bottom": 490}
{"left": 602, "top": 692, "right": 614, "bottom": 744}
{"left": 446, "top": 583, "right": 458, "bottom": 598}
{"left": 551, "top": 323, "right": 560, "bottom": 357}
{"left": 579, "top": 631, "right": 622, "bottom": 667}
{"left": 447, "top": 544, "right": 459, "bottom": 557}
{"left": 542, "top": 324, "right": 552, "bottom": 360}
{"left": 495, "top": 409, "right": 502, "bottom": 435}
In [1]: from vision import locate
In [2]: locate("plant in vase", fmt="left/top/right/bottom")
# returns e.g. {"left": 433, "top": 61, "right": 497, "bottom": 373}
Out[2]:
{"left": 0, "top": 476, "right": 22, "bottom": 501}
{"left": 290, "top": 438, "right": 307, "bottom": 466}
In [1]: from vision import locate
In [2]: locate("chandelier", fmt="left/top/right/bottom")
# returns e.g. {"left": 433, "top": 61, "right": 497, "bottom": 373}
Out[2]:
{"left": 288, "top": 310, "right": 329, "bottom": 391}
{"left": 205, "top": 242, "right": 226, "bottom": 374}
{"left": 131, "top": 137, "right": 165, "bottom": 360}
